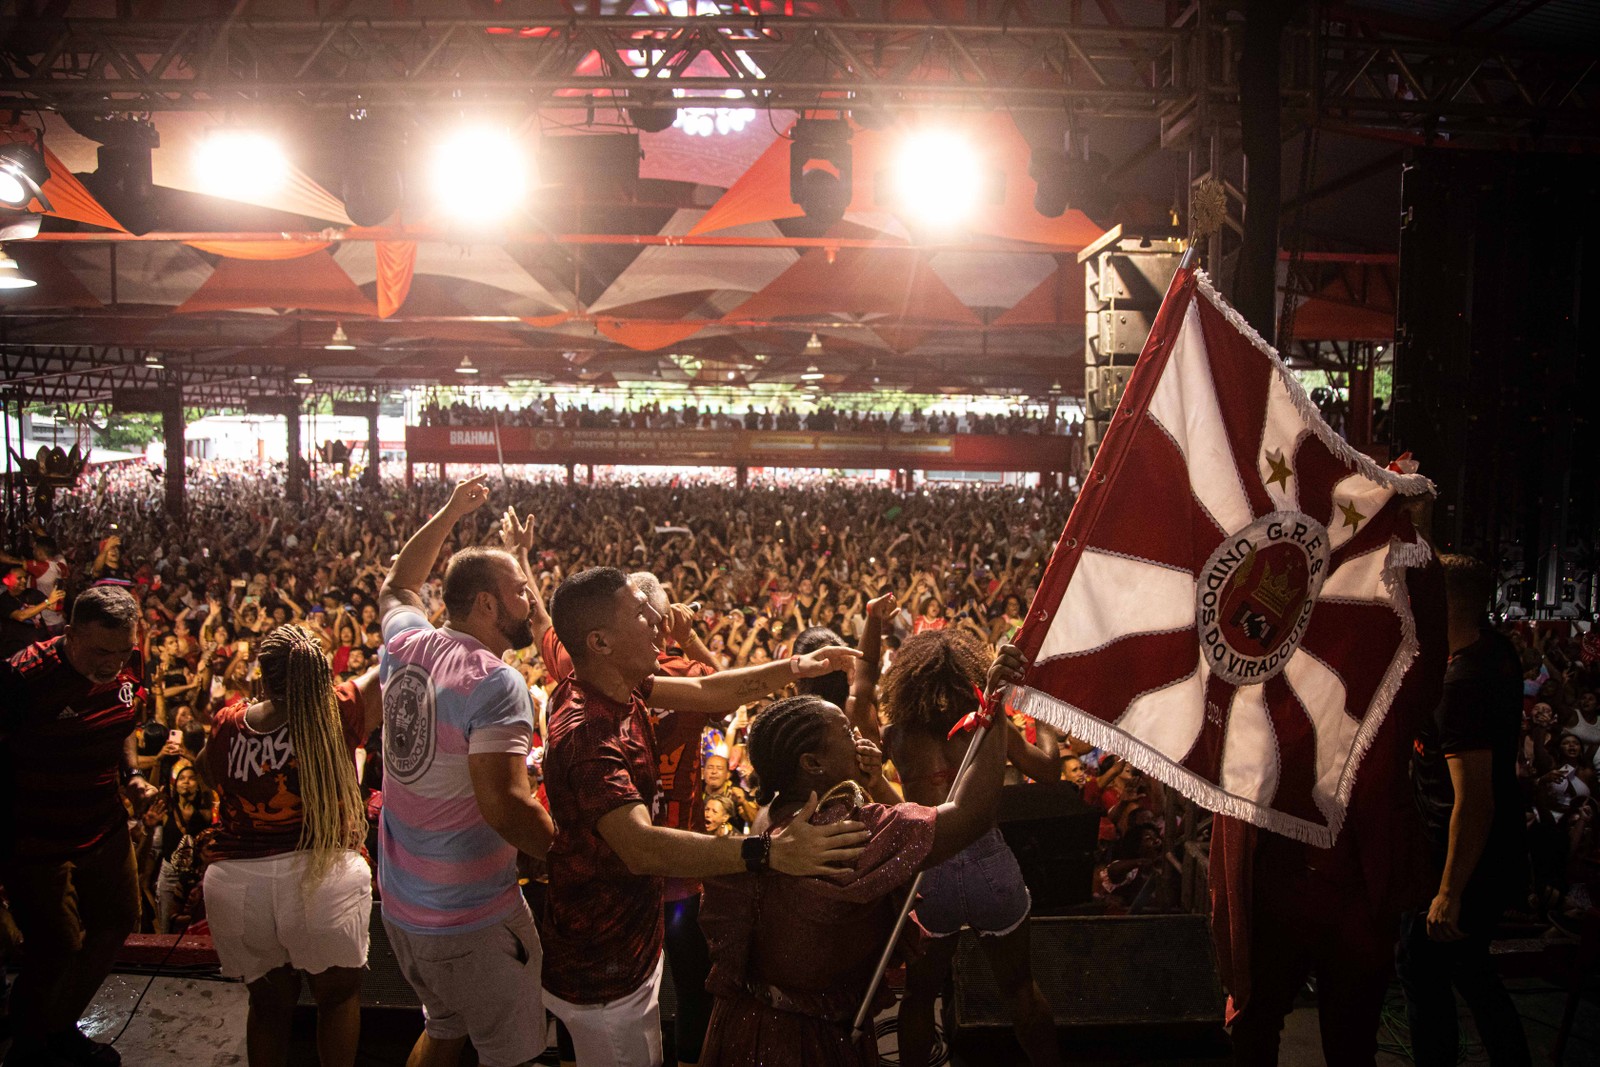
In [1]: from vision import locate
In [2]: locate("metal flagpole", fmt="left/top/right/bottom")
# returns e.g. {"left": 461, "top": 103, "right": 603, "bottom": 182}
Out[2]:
{"left": 491, "top": 411, "right": 508, "bottom": 482}
{"left": 848, "top": 689, "right": 1006, "bottom": 1042}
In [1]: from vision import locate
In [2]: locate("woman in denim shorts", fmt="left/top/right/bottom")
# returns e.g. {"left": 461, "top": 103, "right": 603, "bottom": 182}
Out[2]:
{"left": 881, "top": 631, "right": 1063, "bottom": 1067}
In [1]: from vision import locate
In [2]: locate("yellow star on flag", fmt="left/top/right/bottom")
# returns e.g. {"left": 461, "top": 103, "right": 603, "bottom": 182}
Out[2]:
{"left": 1339, "top": 500, "right": 1366, "bottom": 531}
{"left": 1264, "top": 449, "right": 1292, "bottom": 491}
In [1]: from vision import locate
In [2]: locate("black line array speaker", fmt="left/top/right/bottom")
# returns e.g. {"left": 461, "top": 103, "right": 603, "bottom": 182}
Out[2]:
{"left": 947, "top": 914, "right": 1227, "bottom": 1058}
{"left": 1392, "top": 149, "right": 1599, "bottom": 607}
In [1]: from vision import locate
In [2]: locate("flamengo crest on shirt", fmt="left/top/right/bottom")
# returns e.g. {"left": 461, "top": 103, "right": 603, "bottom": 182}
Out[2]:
{"left": 1012, "top": 268, "right": 1435, "bottom": 847}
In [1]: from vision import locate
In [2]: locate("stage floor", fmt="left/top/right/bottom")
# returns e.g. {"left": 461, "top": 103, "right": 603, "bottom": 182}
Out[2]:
{"left": 1, "top": 969, "right": 1591, "bottom": 1066}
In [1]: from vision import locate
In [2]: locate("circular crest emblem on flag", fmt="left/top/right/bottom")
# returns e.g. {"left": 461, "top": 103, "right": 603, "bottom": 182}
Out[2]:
{"left": 1197, "top": 511, "right": 1330, "bottom": 685}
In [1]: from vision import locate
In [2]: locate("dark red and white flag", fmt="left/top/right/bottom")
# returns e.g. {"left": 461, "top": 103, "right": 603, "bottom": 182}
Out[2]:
{"left": 1013, "top": 269, "right": 1433, "bottom": 846}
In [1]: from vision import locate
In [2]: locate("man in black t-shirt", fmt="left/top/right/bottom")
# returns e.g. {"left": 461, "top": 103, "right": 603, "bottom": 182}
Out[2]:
{"left": 1, "top": 563, "right": 61, "bottom": 659}
{"left": 1397, "top": 555, "right": 1531, "bottom": 1067}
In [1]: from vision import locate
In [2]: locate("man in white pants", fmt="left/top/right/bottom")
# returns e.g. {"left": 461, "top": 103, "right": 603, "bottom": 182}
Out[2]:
{"left": 540, "top": 565, "right": 870, "bottom": 1066}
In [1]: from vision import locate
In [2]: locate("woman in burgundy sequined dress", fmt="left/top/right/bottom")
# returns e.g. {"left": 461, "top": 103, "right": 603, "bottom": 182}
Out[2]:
{"left": 697, "top": 644, "right": 1026, "bottom": 1067}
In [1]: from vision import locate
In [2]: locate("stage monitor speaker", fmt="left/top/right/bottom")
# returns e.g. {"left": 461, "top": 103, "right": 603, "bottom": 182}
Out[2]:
{"left": 998, "top": 783, "right": 1099, "bottom": 914}
{"left": 948, "top": 914, "right": 1226, "bottom": 1057}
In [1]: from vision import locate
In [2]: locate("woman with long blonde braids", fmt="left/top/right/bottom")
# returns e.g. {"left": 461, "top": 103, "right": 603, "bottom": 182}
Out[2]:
{"left": 199, "top": 623, "right": 375, "bottom": 1067}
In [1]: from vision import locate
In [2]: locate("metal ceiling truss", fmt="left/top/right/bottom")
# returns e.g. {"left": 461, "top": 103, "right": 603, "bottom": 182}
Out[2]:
{"left": 0, "top": 11, "right": 1188, "bottom": 117}
{"left": 1315, "top": 19, "right": 1598, "bottom": 140}
{"left": 2, "top": 344, "right": 280, "bottom": 404}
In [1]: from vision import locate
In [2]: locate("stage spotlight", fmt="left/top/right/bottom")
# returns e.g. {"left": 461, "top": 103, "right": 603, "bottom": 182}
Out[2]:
{"left": 889, "top": 130, "right": 986, "bottom": 227}
{"left": 1030, "top": 146, "right": 1114, "bottom": 222}
{"left": 195, "top": 130, "right": 288, "bottom": 200}
{"left": 626, "top": 91, "right": 678, "bottom": 134}
{"left": 454, "top": 355, "right": 479, "bottom": 376}
{"left": 789, "top": 119, "right": 852, "bottom": 231}
{"left": 0, "top": 142, "right": 52, "bottom": 211}
{"left": 0, "top": 247, "right": 36, "bottom": 289}
{"left": 432, "top": 126, "right": 529, "bottom": 223}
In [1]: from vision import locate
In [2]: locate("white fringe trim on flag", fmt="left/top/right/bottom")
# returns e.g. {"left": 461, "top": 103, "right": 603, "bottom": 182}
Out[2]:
{"left": 1010, "top": 683, "right": 1338, "bottom": 848}
{"left": 1191, "top": 269, "right": 1435, "bottom": 500}
{"left": 1323, "top": 532, "right": 1430, "bottom": 821}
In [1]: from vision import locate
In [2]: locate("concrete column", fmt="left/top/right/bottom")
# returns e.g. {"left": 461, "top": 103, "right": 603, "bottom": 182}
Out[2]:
{"left": 364, "top": 402, "right": 381, "bottom": 488}
{"left": 284, "top": 399, "right": 304, "bottom": 503}
{"left": 1348, "top": 355, "right": 1375, "bottom": 452}
{"left": 161, "top": 385, "right": 185, "bottom": 519}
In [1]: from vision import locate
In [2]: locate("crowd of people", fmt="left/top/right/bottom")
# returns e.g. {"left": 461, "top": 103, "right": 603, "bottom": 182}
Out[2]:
{"left": 421, "top": 396, "right": 1074, "bottom": 437}
{"left": 0, "top": 457, "right": 1594, "bottom": 1067}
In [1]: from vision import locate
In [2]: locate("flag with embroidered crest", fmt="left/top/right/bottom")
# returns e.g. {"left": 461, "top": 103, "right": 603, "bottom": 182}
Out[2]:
{"left": 1012, "top": 267, "right": 1434, "bottom": 846}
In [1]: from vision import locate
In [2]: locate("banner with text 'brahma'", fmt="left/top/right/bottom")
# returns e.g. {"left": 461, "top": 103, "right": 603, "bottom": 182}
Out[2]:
{"left": 1012, "top": 268, "right": 1434, "bottom": 846}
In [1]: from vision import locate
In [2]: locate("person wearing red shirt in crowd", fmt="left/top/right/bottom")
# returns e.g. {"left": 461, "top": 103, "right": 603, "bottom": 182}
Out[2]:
{"left": 198, "top": 626, "right": 380, "bottom": 1067}
{"left": 539, "top": 566, "right": 869, "bottom": 1067}
{"left": 539, "top": 566, "right": 728, "bottom": 1067}
{"left": 0, "top": 586, "right": 152, "bottom": 1067}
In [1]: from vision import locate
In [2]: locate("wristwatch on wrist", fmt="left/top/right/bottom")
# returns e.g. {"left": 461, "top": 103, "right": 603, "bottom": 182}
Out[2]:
{"left": 122, "top": 766, "right": 147, "bottom": 785}
{"left": 741, "top": 830, "right": 773, "bottom": 873}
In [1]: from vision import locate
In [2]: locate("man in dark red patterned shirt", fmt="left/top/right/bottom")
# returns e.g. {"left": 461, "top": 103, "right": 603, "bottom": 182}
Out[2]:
{"left": 540, "top": 566, "right": 867, "bottom": 1067}
{"left": 1, "top": 586, "right": 154, "bottom": 1067}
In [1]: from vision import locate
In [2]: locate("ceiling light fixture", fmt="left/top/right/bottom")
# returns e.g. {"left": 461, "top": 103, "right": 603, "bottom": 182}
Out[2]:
{"left": 293, "top": 371, "right": 314, "bottom": 385}
{"left": 325, "top": 323, "right": 355, "bottom": 351}
{"left": 454, "top": 355, "right": 479, "bottom": 375}
{"left": 194, "top": 129, "right": 289, "bottom": 200}
{"left": 890, "top": 129, "right": 988, "bottom": 227}
{"left": 0, "top": 142, "right": 52, "bottom": 211}
{"left": 432, "top": 126, "right": 529, "bottom": 224}
{"left": 143, "top": 352, "right": 165, "bottom": 370}
{"left": 0, "top": 247, "right": 36, "bottom": 289}
{"left": 800, "top": 365, "right": 825, "bottom": 381}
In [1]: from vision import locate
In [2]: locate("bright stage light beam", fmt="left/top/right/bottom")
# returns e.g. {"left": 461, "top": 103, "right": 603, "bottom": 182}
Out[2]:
{"left": 194, "top": 131, "right": 289, "bottom": 200}
{"left": 891, "top": 130, "right": 985, "bottom": 228}
{"left": 432, "top": 127, "right": 530, "bottom": 223}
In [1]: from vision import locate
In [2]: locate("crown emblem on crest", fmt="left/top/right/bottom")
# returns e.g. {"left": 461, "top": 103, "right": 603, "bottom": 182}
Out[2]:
{"left": 1252, "top": 563, "right": 1294, "bottom": 617}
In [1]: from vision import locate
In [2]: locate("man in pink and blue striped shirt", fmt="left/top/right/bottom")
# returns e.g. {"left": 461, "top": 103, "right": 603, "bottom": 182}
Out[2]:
{"left": 377, "top": 474, "right": 555, "bottom": 1067}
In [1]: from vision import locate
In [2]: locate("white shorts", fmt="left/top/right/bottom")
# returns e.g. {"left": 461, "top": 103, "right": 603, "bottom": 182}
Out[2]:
{"left": 544, "top": 952, "right": 665, "bottom": 1067}
{"left": 203, "top": 850, "right": 372, "bottom": 985}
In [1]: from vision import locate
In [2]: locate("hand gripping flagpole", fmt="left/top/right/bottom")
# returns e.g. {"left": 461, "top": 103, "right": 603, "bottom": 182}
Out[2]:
{"left": 849, "top": 684, "right": 1008, "bottom": 1043}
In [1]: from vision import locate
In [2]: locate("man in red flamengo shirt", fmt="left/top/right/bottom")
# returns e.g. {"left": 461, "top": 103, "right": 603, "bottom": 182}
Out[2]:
{"left": 540, "top": 566, "right": 869, "bottom": 1067}
{"left": 0, "top": 586, "right": 155, "bottom": 1067}
{"left": 538, "top": 570, "right": 734, "bottom": 1067}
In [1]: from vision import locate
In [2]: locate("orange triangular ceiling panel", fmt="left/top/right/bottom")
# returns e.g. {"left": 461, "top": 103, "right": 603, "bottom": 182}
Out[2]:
{"left": 176, "top": 250, "right": 377, "bottom": 315}
{"left": 0, "top": 126, "right": 126, "bottom": 232}
{"left": 993, "top": 260, "right": 1084, "bottom": 327}
{"left": 595, "top": 319, "right": 710, "bottom": 351}
{"left": 1289, "top": 265, "right": 1396, "bottom": 342}
{"left": 185, "top": 240, "right": 332, "bottom": 260}
{"left": 723, "top": 246, "right": 981, "bottom": 325}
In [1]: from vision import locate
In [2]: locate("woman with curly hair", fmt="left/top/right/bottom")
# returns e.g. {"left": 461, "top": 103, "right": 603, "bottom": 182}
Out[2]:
{"left": 696, "top": 643, "right": 1030, "bottom": 1067}
{"left": 881, "top": 630, "right": 1062, "bottom": 1067}
{"left": 198, "top": 624, "right": 372, "bottom": 1067}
